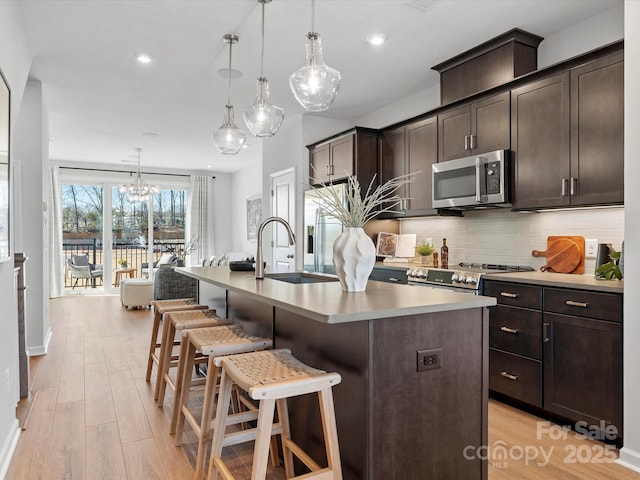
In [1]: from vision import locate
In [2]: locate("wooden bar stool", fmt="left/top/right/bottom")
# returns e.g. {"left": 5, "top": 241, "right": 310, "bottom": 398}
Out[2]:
{"left": 155, "top": 309, "right": 234, "bottom": 406}
{"left": 145, "top": 298, "right": 208, "bottom": 385}
{"left": 172, "top": 325, "right": 273, "bottom": 480}
{"left": 207, "top": 349, "right": 342, "bottom": 480}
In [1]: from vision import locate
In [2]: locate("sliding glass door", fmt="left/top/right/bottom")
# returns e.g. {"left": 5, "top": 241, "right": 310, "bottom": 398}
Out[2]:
{"left": 61, "top": 171, "right": 188, "bottom": 294}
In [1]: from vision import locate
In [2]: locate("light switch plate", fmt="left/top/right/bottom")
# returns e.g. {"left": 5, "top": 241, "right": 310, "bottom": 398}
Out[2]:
{"left": 586, "top": 238, "right": 598, "bottom": 258}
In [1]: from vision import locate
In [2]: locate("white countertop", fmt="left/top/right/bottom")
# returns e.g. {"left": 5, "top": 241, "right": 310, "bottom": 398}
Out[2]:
{"left": 483, "top": 271, "right": 624, "bottom": 293}
{"left": 178, "top": 266, "right": 496, "bottom": 324}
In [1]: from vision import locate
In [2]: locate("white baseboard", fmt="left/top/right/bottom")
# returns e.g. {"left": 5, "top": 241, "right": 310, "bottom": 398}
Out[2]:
{"left": 0, "top": 419, "right": 21, "bottom": 479}
{"left": 617, "top": 447, "right": 640, "bottom": 473}
{"left": 26, "top": 327, "right": 52, "bottom": 357}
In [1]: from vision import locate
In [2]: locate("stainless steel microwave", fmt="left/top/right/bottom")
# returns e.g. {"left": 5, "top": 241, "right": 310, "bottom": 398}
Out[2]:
{"left": 432, "top": 150, "right": 510, "bottom": 209}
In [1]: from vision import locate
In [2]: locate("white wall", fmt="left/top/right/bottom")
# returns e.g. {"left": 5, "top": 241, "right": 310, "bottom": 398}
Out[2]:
{"left": 0, "top": 2, "right": 31, "bottom": 477}
{"left": 620, "top": 1, "right": 640, "bottom": 472}
{"left": 13, "top": 79, "right": 50, "bottom": 356}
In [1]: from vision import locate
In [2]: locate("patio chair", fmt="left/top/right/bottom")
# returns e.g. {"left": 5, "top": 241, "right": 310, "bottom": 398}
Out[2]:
{"left": 67, "top": 254, "right": 103, "bottom": 289}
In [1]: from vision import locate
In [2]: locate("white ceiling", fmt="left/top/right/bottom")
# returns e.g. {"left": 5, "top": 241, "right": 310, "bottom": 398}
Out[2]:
{"left": 16, "top": 0, "right": 620, "bottom": 173}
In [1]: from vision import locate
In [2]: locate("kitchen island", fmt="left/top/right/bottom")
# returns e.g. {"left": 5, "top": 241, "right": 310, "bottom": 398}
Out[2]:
{"left": 178, "top": 266, "right": 496, "bottom": 480}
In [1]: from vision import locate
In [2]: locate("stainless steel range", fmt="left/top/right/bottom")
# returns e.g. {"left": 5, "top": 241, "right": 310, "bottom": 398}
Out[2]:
{"left": 406, "top": 262, "right": 535, "bottom": 294}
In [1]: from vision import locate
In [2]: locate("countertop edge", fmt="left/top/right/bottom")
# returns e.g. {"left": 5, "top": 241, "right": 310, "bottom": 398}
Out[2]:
{"left": 179, "top": 267, "right": 496, "bottom": 324}
{"left": 483, "top": 271, "right": 624, "bottom": 293}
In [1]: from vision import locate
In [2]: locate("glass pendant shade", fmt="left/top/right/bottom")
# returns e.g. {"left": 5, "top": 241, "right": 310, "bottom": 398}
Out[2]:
{"left": 118, "top": 148, "right": 159, "bottom": 203}
{"left": 243, "top": 77, "right": 284, "bottom": 137}
{"left": 289, "top": 32, "right": 341, "bottom": 112}
{"left": 213, "top": 104, "right": 247, "bottom": 155}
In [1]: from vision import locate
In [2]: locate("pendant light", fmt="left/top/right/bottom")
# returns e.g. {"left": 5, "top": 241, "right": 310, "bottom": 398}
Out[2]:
{"left": 212, "top": 34, "right": 247, "bottom": 155}
{"left": 243, "top": 0, "right": 284, "bottom": 137}
{"left": 118, "top": 148, "right": 159, "bottom": 203}
{"left": 289, "top": 0, "right": 341, "bottom": 112}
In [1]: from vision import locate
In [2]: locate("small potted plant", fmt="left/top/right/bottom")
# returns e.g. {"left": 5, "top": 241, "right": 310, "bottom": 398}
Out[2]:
{"left": 118, "top": 258, "right": 128, "bottom": 269}
{"left": 415, "top": 242, "right": 435, "bottom": 265}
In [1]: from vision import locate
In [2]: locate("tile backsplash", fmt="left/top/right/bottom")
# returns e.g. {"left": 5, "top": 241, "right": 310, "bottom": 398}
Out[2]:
{"left": 400, "top": 207, "right": 624, "bottom": 275}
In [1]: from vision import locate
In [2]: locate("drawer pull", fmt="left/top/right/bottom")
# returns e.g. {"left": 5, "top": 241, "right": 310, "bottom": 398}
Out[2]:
{"left": 500, "top": 371, "right": 518, "bottom": 381}
{"left": 566, "top": 300, "right": 588, "bottom": 308}
{"left": 388, "top": 277, "right": 400, "bottom": 282}
{"left": 500, "top": 292, "right": 519, "bottom": 298}
{"left": 543, "top": 322, "right": 551, "bottom": 342}
{"left": 500, "top": 326, "right": 519, "bottom": 335}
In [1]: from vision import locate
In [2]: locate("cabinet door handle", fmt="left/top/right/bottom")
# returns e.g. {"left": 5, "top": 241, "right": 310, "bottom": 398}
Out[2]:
{"left": 464, "top": 135, "right": 470, "bottom": 150}
{"left": 470, "top": 134, "right": 476, "bottom": 149}
{"left": 325, "top": 164, "right": 330, "bottom": 176}
{"left": 561, "top": 178, "right": 569, "bottom": 196}
{"left": 500, "top": 371, "right": 518, "bottom": 381}
{"left": 543, "top": 322, "right": 551, "bottom": 342}
{"left": 500, "top": 292, "right": 518, "bottom": 298}
{"left": 570, "top": 177, "right": 577, "bottom": 196}
{"left": 566, "top": 300, "right": 588, "bottom": 308}
{"left": 500, "top": 326, "right": 519, "bottom": 335}
{"left": 329, "top": 164, "right": 334, "bottom": 176}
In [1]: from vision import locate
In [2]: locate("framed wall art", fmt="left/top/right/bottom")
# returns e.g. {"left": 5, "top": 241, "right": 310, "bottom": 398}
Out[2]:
{"left": 246, "top": 196, "right": 262, "bottom": 241}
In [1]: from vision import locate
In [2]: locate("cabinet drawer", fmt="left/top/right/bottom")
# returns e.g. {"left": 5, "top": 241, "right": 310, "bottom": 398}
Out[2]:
{"left": 484, "top": 281, "right": 541, "bottom": 310}
{"left": 489, "top": 305, "right": 542, "bottom": 359}
{"left": 543, "top": 287, "right": 622, "bottom": 322}
{"left": 489, "top": 349, "right": 542, "bottom": 407}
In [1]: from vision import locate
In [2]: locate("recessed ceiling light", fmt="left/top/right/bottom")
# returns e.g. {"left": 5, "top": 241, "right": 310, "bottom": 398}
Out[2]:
{"left": 217, "top": 68, "right": 243, "bottom": 79}
{"left": 207, "top": 165, "right": 213, "bottom": 169}
{"left": 366, "top": 34, "right": 387, "bottom": 46}
{"left": 136, "top": 53, "right": 153, "bottom": 64}
{"left": 141, "top": 132, "right": 159, "bottom": 138}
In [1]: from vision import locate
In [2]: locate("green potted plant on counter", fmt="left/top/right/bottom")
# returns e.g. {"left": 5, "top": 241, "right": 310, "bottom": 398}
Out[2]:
{"left": 415, "top": 241, "right": 435, "bottom": 265}
{"left": 595, "top": 249, "right": 623, "bottom": 280}
{"left": 310, "top": 172, "right": 415, "bottom": 292}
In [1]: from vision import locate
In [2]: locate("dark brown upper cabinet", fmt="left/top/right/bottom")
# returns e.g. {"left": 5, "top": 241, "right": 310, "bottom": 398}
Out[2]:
{"left": 307, "top": 127, "right": 378, "bottom": 188}
{"left": 511, "top": 50, "right": 623, "bottom": 210}
{"left": 379, "top": 116, "right": 438, "bottom": 217}
{"left": 432, "top": 28, "right": 543, "bottom": 105}
{"left": 438, "top": 91, "right": 511, "bottom": 162}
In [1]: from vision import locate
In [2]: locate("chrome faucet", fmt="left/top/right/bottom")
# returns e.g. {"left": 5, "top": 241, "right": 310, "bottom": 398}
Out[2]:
{"left": 255, "top": 216, "right": 296, "bottom": 279}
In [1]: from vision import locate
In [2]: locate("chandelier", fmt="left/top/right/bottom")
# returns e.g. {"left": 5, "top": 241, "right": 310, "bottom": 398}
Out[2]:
{"left": 243, "top": 0, "right": 284, "bottom": 137}
{"left": 212, "top": 34, "right": 247, "bottom": 154}
{"left": 289, "top": 0, "right": 341, "bottom": 112}
{"left": 118, "top": 148, "right": 159, "bottom": 202}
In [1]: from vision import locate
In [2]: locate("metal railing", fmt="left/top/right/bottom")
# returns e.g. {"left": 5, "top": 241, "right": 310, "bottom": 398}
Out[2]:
{"left": 63, "top": 238, "right": 185, "bottom": 288}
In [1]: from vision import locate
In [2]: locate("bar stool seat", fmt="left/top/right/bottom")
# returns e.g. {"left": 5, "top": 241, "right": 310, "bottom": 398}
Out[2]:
{"left": 172, "top": 325, "right": 273, "bottom": 480}
{"left": 207, "top": 349, "right": 342, "bottom": 480}
{"left": 145, "top": 298, "right": 208, "bottom": 385}
{"left": 155, "top": 309, "right": 234, "bottom": 406}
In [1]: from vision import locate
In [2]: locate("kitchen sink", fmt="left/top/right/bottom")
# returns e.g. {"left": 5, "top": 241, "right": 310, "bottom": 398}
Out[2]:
{"left": 265, "top": 272, "right": 339, "bottom": 284}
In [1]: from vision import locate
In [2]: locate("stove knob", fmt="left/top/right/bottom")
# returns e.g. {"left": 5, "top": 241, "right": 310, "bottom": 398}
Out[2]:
{"left": 466, "top": 276, "right": 477, "bottom": 285}
{"left": 451, "top": 273, "right": 459, "bottom": 282}
{"left": 418, "top": 271, "right": 427, "bottom": 279}
{"left": 406, "top": 269, "right": 412, "bottom": 277}
{"left": 457, "top": 275, "right": 467, "bottom": 284}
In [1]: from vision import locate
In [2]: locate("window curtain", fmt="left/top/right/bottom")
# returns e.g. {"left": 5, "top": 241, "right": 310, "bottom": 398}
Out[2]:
{"left": 49, "top": 166, "right": 65, "bottom": 297}
{"left": 186, "top": 175, "right": 215, "bottom": 266}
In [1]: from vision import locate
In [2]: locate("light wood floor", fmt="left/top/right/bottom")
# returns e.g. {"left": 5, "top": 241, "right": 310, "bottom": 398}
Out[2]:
{"left": 6, "top": 295, "right": 640, "bottom": 480}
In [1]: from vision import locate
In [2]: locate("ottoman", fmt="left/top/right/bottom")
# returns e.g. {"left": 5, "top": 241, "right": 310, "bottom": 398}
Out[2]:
{"left": 120, "top": 278, "right": 154, "bottom": 309}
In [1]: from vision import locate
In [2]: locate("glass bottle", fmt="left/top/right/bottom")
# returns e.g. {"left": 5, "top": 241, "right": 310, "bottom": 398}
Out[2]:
{"left": 432, "top": 252, "right": 438, "bottom": 268}
{"left": 441, "top": 238, "right": 449, "bottom": 269}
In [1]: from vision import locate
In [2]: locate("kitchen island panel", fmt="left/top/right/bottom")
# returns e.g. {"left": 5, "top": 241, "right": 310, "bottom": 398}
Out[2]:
{"left": 371, "top": 308, "right": 488, "bottom": 479}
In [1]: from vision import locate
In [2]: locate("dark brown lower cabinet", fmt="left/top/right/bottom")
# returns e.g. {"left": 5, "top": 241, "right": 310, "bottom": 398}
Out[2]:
{"left": 486, "top": 280, "right": 623, "bottom": 443}
{"left": 543, "top": 312, "right": 622, "bottom": 440}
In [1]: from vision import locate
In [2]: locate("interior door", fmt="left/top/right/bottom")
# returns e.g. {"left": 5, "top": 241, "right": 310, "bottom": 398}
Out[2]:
{"left": 271, "top": 169, "right": 295, "bottom": 269}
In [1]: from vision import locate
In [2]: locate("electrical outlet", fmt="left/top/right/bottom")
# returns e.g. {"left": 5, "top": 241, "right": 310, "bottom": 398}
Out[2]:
{"left": 586, "top": 238, "right": 598, "bottom": 258}
{"left": 417, "top": 348, "right": 442, "bottom": 372}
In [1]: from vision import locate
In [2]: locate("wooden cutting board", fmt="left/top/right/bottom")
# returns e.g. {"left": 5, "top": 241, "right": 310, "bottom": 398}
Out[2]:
{"left": 548, "top": 235, "right": 585, "bottom": 274}
{"left": 532, "top": 237, "right": 582, "bottom": 273}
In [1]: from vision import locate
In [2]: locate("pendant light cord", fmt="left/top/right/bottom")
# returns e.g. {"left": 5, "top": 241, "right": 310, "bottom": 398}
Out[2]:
{"left": 311, "top": 0, "right": 315, "bottom": 32}
{"left": 260, "top": 1, "right": 265, "bottom": 77}
{"left": 226, "top": 39, "right": 233, "bottom": 105}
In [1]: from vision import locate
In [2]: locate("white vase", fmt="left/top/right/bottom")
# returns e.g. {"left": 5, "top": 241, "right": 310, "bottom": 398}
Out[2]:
{"left": 333, "top": 227, "right": 376, "bottom": 292}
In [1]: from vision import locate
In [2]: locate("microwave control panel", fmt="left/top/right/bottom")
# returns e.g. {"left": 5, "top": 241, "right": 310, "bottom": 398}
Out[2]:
{"left": 485, "top": 162, "right": 501, "bottom": 194}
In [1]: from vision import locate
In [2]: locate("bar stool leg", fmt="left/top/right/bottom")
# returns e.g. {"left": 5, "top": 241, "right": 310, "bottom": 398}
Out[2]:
{"left": 195, "top": 356, "right": 220, "bottom": 480}
{"left": 170, "top": 335, "right": 192, "bottom": 435}
{"left": 173, "top": 339, "right": 198, "bottom": 443}
{"left": 276, "top": 398, "right": 295, "bottom": 478}
{"left": 319, "top": 389, "right": 342, "bottom": 480}
{"left": 145, "top": 310, "right": 162, "bottom": 382}
{"left": 208, "top": 369, "right": 234, "bottom": 480}
{"left": 250, "top": 399, "right": 277, "bottom": 480}
{"left": 154, "top": 313, "right": 174, "bottom": 401}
